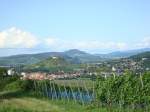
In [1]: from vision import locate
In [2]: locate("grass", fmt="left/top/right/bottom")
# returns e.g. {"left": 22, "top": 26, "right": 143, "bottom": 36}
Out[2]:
{"left": 0, "top": 90, "right": 149, "bottom": 112}
{"left": 0, "top": 97, "right": 61, "bottom": 112}
{"left": 0, "top": 77, "right": 149, "bottom": 112}
{"left": 0, "top": 90, "right": 101, "bottom": 112}
{"left": 53, "top": 78, "right": 95, "bottom": 89}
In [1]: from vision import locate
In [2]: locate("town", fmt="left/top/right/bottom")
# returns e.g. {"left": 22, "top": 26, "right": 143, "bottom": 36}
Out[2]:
{"left": 4, "top": 55, "right": 149, "bottom": 80}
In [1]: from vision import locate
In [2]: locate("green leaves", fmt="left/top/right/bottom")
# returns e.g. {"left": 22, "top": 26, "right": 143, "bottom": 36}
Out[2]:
{"left": 95, "top": 71, "right": 150, "bottom": 108}
{"left": 0, "top": 67, "right": 7, "bottom": 78}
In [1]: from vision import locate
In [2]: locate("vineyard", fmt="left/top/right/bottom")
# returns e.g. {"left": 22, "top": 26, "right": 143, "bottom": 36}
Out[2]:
{"left": 95, "top": 72, "right": 150, "bottom": 110}
{"left": 0, "top": 71, "right": 150, "bottom": 112}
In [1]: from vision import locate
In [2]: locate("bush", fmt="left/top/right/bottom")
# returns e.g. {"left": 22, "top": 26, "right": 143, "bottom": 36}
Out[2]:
{"left": 19, "top": 80, "right": 34, "bottom": 91}
{"left": 1, "top": 78, "right": 35, "bottom": 92}
{"left": 0, "top": 76, "right": 19, "bottom": 91}
{"left": 4, "top": 80, "right": 22, "bottom": 91}
{"left": 0, "top": 67, "right": 7, "bottom": 79}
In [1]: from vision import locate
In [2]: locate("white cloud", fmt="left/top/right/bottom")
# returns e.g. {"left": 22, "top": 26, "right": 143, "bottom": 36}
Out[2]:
{"left": 65, "top": 41, "right": 126, "bottom": 50}
{"left": 135, "top": 37, "right": 150, "bottom": 48}
{"left": 0, "top": 27, "right": 39, "bottom": 48}
{"left": 44, "top": 37, "right": 58, "bottom": 46}
{"left": 43, "top": 38, "right": 128, "bottom": 51}
{"left": 0, "top": 27, "right": 149, "bottom": 52}
{"left": 0, "top": 32, "right": 7, "bottom": 47}
{"left": 114, "top": 42, "right": 127, "bottom": 50}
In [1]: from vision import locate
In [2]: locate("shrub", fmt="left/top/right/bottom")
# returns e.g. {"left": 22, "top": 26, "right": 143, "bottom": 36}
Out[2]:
{"left": 19, "top": 80, "right": 34, "bottom": 91}
{"left": 4, "top": 80, "right": 22, "bottom": 91}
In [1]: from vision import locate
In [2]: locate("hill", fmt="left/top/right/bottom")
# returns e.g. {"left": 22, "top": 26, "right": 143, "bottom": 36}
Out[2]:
{"left": 129, "top": 51, "right": 150, "bottom": 68}
{"left": 95, "top": 48, "right": 150, "bottom": 58}
{"left": 0, "top": 48, "right": 149, "bottom": 66}
{"left": 0, "top": 49, "right": 102, "bottom": 66}
{"left": 24, "top": 56, "right": 83, "bottom": 72}
{"left": 65, "top": 49, "right": 103, "bottom": 63}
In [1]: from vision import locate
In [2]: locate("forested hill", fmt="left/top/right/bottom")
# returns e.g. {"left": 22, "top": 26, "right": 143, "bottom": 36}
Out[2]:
{"left": 0, "top": 49, "right": 102, "bottom": 66}
{"left": 129, "top": 52, "right": 150, "bottom": 60}
{"left": 23, "top": 56, "right": 83, "bottom": 72}
{"left": 129, "top": 51, "right": 150, "bottom": 68}
{"left": 0, "top": 48, "right": 149, "bottom": 66}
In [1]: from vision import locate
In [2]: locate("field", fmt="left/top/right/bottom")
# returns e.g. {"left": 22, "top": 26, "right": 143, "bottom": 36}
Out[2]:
{"left": 53, "top": 78, "right": 95, "bottom": 89}
{"left": 0, "top": 91, "right": 147, "bottom": 112}
{"left": 0, "top": 90, "right": 101, "bottom": 112}
{"left": 0, "top": 71, "right": 150, "bottom": 112}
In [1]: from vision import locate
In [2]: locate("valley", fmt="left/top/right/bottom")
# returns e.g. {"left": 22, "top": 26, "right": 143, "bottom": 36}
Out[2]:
{"left": 0, "top": 49, "right": 150, "bottom": 112}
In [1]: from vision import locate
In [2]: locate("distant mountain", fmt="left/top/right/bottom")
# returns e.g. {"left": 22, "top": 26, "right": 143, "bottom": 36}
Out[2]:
{"left": 64, "top": 49, "right": 103, "bottom": 63}
{"left": 129, "top": 51, "right": 150, "bottom": 60}
{"left": 0, "top": 52, "right": 61, "bottom": 66}
{"left": 95, "top": 48, "right": 150, "bottom": 58}
{"left": 0, "top": 49, "right": 102, "bottom": 66}
{"left": 0, "top": 48, "right": 149, "bottom": 66}
{"left": 65, "top": 49, "right": 88, "bottom": 57}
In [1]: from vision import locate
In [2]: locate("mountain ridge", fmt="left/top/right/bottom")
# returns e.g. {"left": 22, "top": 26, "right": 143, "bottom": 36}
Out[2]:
{"left": 0, "top": 48, "right": 149, "bottom": 66}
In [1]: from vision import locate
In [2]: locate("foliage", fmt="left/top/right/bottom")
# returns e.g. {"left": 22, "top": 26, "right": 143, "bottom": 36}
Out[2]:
{"left": 24, "top": 57, "right": 84, "bottom": 72}
{"left": 0, "top": 91, "right": 149, "bottom": 112}
{"left": 95, "top": 71, "right": 150, "bottom": 109}
{"left": 0, "top": 67, "right": 8, "bottom": 79}
{"left": 19, "top": 80, "right": 34, "bottom": 91}
{"left": 0, "top": 72, "right": 34, "bottom": 92}
{"left": 0, "top": 76, "right": 19, "bottom": 91}
{"left": 129, "top": 51, "right": 150, "bottom": 68}
{"left": 4, "top": 80, "right": 22, "bottom": 91}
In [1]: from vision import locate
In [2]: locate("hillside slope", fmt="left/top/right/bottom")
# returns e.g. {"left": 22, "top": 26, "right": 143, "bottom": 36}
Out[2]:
{"left": 0, "top": 48, "right": 149, "bottom": 66}
{"left": 24, "top": 56, "right": 83, "bottom": 72}
{"left": 129, "top": 52, "right": 150, "bottom": 68}
{"left": 0, "top": 49, "right": 102, "bottom": 66}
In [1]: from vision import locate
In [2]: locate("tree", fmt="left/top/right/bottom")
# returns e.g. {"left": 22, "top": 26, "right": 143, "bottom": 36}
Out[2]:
{"left": 0, "top": 67, "right": 8, "bottom": 79}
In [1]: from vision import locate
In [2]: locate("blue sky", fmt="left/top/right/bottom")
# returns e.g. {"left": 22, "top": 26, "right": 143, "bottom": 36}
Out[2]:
{"left": 0, "top": 0, "right": 150, "bottom": 56}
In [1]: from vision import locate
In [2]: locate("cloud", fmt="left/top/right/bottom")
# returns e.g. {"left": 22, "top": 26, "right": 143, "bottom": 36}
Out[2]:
{"left": 44, "top": 37, "right": 58, "bottom": 46}
{"left": 42, "top": 37, "right": 128, "bottom": 52}
{"left": 135, "top": 37, "right": 150, "bottom": 48}
{"left": 0, "top": 27, "right": 149, "bottom": 52}
{"left": 57, "top": 40, "right": 127, "bottom": 50}
{"left": 43, "top": 38, "right": 128, "bottom": 51}
{"left": 0, "top": 27, "right": 39, "bottom": 48}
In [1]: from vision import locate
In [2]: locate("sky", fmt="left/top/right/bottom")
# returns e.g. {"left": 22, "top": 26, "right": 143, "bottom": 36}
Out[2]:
{"left": 0, "top": 0, "right": 150, "bottom": 56}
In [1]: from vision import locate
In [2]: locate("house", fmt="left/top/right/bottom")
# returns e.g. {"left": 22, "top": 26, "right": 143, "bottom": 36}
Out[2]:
{"left": 112, "top": 66, "right": 116, "bottom": 72}
{"left": 7, "top": 68, "right": 15, "bottom": 76}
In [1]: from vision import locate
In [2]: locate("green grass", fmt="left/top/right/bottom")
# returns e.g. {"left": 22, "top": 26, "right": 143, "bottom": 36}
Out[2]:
{"left": 0, "top": 97, "right": 61, "bottom": 112}
{"left": 0, "top": 91, "right": 100, "bottom": 112}
{"left": 53, "top": 78, "right": 95, "bottom": 89}
{"left": 0, "top": 90, "right": 149, "bottom": 112}
{"left": 0, "top": 77, "right": 149, "bottom": 112}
